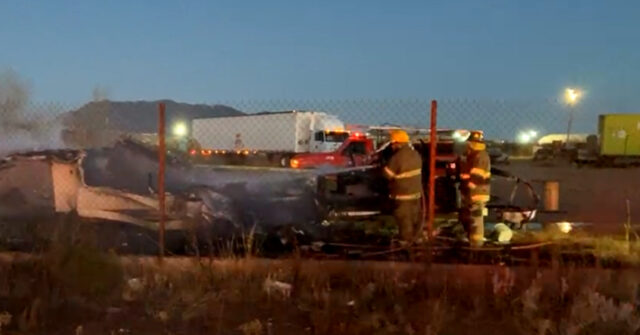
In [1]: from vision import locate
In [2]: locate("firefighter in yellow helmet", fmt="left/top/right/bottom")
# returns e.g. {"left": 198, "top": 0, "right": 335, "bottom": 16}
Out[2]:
{"left": 383, "top": 130, "right": 424, "bottom": 244}
{"left": 459, "top": 131, "right": 491, "bottom": 247}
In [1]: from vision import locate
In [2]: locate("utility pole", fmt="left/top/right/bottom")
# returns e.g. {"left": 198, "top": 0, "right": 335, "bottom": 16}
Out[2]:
{"left": 565, "top": 104, "right": 574, "bottom": 147}
{"left": 564, "top": 88, "right": 581, "bottom": 148}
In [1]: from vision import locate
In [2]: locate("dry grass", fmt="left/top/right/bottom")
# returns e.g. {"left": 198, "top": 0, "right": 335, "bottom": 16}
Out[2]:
{"left": 514, "top": 228, "right": 640, "bottom": 266}
{"left": 0, "top": 251, "right": 640, "bottom": 334}
{"left": 1, "top": 217, "right": 640, "bottom": 333}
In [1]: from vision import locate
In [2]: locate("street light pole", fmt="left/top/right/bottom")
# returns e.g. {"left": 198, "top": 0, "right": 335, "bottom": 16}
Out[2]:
{"left": 564, "top": 88, "right": 581, "bottom": 148}
{"left": 566, "top": 104, "right": 574, "bottom": 146}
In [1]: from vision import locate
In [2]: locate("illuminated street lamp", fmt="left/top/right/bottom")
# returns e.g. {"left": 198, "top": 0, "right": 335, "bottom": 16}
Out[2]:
{"left": 517, "top": 129, "right": 537, "bottom": 144}
{"left": 172, "top": 122, "right": 188, "bottom": 137}
{"left": 564, "top": 88, "right": 582, "bottom": 146}
{"left": 517, "top": 131, "right": 532, "bottom": 144}
{"left": 565, "top": 88, "right": 581, "bottom": 105}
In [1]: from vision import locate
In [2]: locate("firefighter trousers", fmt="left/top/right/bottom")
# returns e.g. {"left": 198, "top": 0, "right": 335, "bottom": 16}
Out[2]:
{"left": 393, "top": 198, "right": 422, "bottom": 242}
{"left": 460, "top": 200, "right": 486, "bottom": 247}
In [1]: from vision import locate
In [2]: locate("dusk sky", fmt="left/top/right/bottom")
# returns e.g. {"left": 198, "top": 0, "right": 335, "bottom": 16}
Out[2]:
{"left": 1, "top": 0, "right": 639, "bottom": 105}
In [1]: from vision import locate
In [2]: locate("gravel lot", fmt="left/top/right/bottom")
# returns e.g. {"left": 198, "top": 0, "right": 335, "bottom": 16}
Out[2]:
{"left": 493, "top": 159, "right": 640, "bottom": 234}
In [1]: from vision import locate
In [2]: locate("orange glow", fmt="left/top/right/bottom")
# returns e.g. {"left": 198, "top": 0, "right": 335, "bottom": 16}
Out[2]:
{"left": 201, "top": 149, "right": 212, "bottom": 156}
{"left": 290, "top": 159, "right": 300, "bottom": 168}
{"left": 556, "top": 221, "right": 573, "bottom": 233}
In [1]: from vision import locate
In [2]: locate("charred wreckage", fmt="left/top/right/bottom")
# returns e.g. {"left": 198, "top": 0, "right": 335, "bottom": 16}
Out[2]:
{"left": 0, "top": 136, "right": 541, "bottom": 257}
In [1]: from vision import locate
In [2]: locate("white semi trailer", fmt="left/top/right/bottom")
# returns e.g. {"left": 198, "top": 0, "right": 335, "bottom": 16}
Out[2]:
{"left": 191, "top": 110, "right": 349, "bottom": 166}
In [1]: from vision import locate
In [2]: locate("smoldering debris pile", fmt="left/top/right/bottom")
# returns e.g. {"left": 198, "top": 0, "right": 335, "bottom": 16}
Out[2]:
{"left": 82, "top": 139, "right": 321, "bottom": 230}
{"left": 0, "top": 138, "right": 323, "bottom": 253}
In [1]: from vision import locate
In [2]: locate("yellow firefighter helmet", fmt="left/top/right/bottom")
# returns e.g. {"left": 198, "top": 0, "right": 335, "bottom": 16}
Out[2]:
{"left": 389, "top": 129, "right": 410, "bottom": 143}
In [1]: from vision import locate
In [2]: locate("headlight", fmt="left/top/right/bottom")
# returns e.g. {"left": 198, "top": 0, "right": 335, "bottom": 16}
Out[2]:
{"left": 452, "top": 130, "right": 471, "bottom": 142}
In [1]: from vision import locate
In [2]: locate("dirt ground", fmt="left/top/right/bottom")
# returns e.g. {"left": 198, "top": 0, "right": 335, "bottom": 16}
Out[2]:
{"left": 494, "top": 159, "right": 640, "bottom": 234}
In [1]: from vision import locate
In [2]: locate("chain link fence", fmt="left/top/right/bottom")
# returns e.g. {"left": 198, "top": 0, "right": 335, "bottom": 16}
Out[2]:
{"left": 0, "top": 97, "right": 637, "bottom": 254}
{"left": 0, "top": 98, "right": 612, "bottom": 156}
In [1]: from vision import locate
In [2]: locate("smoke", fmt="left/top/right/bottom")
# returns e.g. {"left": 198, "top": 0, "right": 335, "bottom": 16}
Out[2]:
{"left": 0, "top": 69, "right": 28, "bottom": 126}
{"left": 0, "top": 69, "right": 66, "bottom": 156}
{"left": 92, "top": 85, "right": 110, "bottom": 102}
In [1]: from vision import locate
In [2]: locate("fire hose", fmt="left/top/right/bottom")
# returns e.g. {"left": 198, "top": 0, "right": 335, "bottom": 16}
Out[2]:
{"left": 490, "top": 167, "right": 541, "bottom": 226}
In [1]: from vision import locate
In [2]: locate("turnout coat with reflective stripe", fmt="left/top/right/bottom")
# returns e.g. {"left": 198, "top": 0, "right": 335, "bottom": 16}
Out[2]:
{"left": 383, "top": 144, "right": 423, "bottom": 200}
{"left": 461, "top": 148, "right": 491, "bottom": 202}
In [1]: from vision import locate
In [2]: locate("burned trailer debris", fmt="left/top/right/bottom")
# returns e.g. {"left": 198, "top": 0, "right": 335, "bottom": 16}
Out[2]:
{"left": 85, "top": 139, "right": 323, "bottom": 238}
{"left": 0, "top": 149, "right": 231, "bottom": 252}
{"left": 0, "top": 138, "right": 325, "bottom": 253}
{"left": 0, "top": 150, "right": 74, "bottom": 220}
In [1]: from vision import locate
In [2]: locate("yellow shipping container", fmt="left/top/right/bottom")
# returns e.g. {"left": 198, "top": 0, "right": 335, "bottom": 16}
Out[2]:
{"left": 598, "top": 114, "right": 640, "bottom": 156}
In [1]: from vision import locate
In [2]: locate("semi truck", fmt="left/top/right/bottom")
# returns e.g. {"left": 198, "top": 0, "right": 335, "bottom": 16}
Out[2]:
{"left": 575, "top": 113, "right": 640, "bottom": 167}
{"left": 190, "top": 110, "right": 349, "bottom": 167}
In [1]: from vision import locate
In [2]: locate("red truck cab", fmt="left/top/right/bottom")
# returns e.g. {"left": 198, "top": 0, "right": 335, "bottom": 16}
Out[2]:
{"left": 290, "top": 133, "right": 375, "bottom": 169}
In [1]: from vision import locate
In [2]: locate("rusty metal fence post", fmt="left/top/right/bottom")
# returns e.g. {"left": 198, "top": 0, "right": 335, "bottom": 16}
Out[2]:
{"left": 158, "top": 103, "right": 166, "bottom": 260}
{"left": 428, "top": 100, "right": 437, "bottom": 239}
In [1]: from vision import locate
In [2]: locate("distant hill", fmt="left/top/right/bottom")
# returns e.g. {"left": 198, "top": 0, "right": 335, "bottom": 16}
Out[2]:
{"left": 63, "top": 100, "right": 244, "bottom": 133}
{"left": 60, "top": 100, "right": 244, "bottom": 148}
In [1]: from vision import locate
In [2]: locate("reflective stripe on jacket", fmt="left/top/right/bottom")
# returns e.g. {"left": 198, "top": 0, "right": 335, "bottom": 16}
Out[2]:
{"left": 390, "top": 192, "right": 422, "bottom": 200}
{"left": 383, "top": 144, "right": 423, "bottom": 200}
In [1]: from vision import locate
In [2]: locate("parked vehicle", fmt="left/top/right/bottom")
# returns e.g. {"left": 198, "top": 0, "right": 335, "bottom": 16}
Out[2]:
{"left": 532, "top": 142, "right": 578, "bottom": 163}
{"left": 532, "top": 145, "right": 555, "bottom": 161}
{"left": 191, "top": 110, "right": 348, "bottom": 167}
{"left": 289, "top": 133, "right": 375, "bottom": 169}
{"left": 488, "top": 146, "right": 510, "bottom": 165}
{"left": 290, "top": 128, "right": 477, "bottom": 170}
